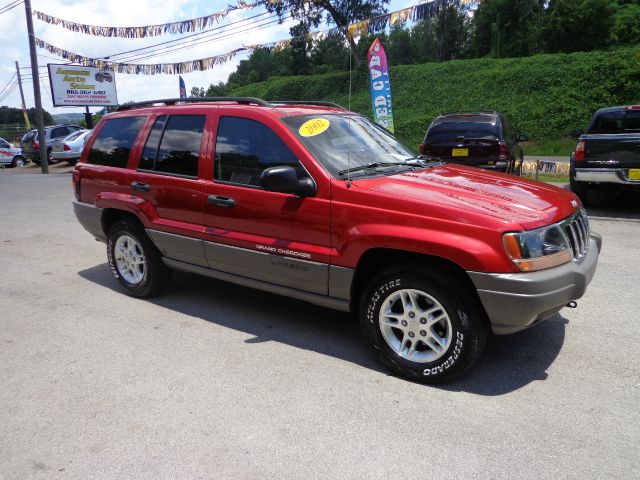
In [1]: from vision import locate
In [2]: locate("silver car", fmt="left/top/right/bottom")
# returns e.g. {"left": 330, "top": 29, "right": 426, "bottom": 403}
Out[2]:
{"left": 51, "top": 130, "right": 91, "bottom": 165}
{"left": 0, "top": 138, "right": 26, "bottom": 167}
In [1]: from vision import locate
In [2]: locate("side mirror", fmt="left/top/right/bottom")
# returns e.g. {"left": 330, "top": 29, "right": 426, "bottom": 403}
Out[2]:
{"left": 259, "top": 166, "right": 316, "bottom": 197}
{"left": 516, "top": 134, "right": 529, "bottom": 142}
{"left": 570, "top": 129, "right": 584, "bottom": 138}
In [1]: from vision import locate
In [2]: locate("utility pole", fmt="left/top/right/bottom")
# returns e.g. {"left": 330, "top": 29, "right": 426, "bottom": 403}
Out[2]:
{"left": 84, "top": 106, "right": 93, "bottom": 129}
{"left": 14, "top": 61, "right": 31, "bottom": 131}
{"left": 23, "top": 0, "right": 48, "bottom": 173}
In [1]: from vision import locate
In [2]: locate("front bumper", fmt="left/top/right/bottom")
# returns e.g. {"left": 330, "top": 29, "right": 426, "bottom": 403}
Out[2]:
{"left": 575, "top": 167, "right": 640, "bottom": 185}
{"left": 468, "top": 233, "right": 602, "bottom": 335}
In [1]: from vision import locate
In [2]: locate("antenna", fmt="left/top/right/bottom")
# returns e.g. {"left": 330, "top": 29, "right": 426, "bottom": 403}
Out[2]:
{"left": 346, "top": 33, "right": 353, "bottom": 189}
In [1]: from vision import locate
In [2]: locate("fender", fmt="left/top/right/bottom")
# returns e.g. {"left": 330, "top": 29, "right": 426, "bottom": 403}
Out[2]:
{"left": 334, "top": 223, "right": 517, "bottom": 273}
{"left": 95, "top": 191, "right": 156, "bottom": 228}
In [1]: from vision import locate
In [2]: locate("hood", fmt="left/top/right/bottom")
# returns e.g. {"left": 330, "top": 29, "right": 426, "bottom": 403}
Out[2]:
{"left": 352, "top": 164, "right": 578, "bottom": 230}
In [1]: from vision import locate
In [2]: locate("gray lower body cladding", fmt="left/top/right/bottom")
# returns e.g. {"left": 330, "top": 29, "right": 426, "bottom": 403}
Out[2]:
{"left": 468, "top": 233, "right": 601, "bottom": 335}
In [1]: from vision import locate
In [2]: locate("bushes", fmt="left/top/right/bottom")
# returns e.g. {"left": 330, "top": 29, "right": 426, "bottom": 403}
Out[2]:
{"left": 230, "top": 46, "right": 640, "bottom": 149}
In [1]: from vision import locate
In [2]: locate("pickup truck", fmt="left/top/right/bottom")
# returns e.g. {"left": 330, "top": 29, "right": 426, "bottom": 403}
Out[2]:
{"left": 570, "top": 105, "right": 640, "bottom": 203}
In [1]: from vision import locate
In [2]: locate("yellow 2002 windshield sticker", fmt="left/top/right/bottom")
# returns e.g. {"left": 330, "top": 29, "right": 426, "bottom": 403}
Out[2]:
{"left": 299, "top": 118, "right": 330, "bottom": 137}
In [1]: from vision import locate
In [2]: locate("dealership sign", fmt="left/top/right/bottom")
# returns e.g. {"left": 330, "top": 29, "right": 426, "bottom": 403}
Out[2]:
{"left": 47, "top": 64, "right": 118, "bottom": 107}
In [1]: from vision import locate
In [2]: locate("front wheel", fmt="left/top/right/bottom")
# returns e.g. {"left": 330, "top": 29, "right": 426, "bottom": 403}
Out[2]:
{"left": 107, "top": 219, "right": 171, "bottom": 297}
{"left": 360, "top": 266, "right": 488, "bottom": 384}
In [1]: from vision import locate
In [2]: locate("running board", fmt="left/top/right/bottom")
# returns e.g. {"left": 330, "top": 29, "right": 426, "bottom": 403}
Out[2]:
{"left": 163, "top": 258, "right": 351, "bottom": 313}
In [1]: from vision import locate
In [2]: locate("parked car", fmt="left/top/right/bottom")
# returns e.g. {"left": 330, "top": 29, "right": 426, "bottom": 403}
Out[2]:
{"left": 72, "top": 97, "right": 600, "bottom": 384}
{"left": 0, "top": 137, "right": 26, "bottom": 167}
{"left": 419, "top": 112, "right": 528, "bottom": 175}
{"left": 569, "top": 105, "right": 640, "bottom": 204}
{"left": 51, "top": 129, "right": 91, "bottom": 165}
{"left": 21, "top": 124, "right": 84, "bottom": 164}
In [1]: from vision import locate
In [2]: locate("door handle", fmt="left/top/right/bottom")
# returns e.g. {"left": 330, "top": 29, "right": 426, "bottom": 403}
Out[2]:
{"left": 208, "top": 194, "right": 235, "bottom": 208}
{"left": 130, "top": 181, "right": 150, "bottom": 192}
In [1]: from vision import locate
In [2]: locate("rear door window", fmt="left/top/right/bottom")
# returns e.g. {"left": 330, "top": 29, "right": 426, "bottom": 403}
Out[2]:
{"left": 138, "top": 115, "right": 205, "bottom": 178}
{"left": 88, "top": 116, "right": 145, "bottom": 168}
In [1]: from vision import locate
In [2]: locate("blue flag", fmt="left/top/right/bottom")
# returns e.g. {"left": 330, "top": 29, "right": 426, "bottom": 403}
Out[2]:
{"left": 179, "top": 75, "right": 187, "bottom": 99}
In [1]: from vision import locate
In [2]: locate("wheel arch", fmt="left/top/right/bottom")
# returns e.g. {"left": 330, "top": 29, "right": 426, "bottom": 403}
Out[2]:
{"left": 350, "top": 248, "right": 485, "bottom": 318}
{"left": 102, "top": 208, "right": 145, "bottom": 237}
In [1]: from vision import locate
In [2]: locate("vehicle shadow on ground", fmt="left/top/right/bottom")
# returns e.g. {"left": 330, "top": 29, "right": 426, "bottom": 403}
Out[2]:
{"left": 79, "top": 264, "right": 567, "bottom": 395}
{"left": 585, "top": 188, "right": 640, "bottom": 220}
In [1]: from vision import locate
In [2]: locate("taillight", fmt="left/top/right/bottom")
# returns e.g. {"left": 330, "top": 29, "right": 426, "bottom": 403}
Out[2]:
{"left": 72, "top": 170, "right": 81, "bottom": 200}
{"left": 419, "top": 143, "right": 426, "bottom": 155}
{"left": 32, "top": 140, "right": 39, "bottom": 150}
{"left": 63, "top": 144, "right": 71, "bottom": 151}
{"left": 499, "top": 141, "right": 509, "bottom": 161}
{"left": 575, "top": 140, "right": 586, "bottom": 162}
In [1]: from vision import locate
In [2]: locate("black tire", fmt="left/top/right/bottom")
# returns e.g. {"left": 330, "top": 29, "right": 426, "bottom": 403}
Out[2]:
{"left": 47, "top": 148, "right": 57, "bottom": 165}
{"left": 107, "top": 219, "right": 171, "bottom": 297}
{"left": 570, "top": 174, "right": 589, "bottom": 206}
{"left": 11, "top": 156, "right": 25, "bottom": 168}
{"left": 360, "top": 265, "right": 488, "bottom": 384}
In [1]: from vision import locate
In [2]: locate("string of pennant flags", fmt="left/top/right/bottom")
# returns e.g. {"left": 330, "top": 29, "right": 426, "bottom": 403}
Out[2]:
{"left": 32, "top": 0, "right": 268, "bottom": 38}
{"left": 35, "top": 0, "right": 482, "bottom": 75}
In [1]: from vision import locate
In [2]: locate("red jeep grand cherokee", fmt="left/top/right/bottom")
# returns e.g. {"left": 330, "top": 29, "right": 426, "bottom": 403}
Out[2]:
{"left": 72, "top": 97, "right": 601, "bottom": 383}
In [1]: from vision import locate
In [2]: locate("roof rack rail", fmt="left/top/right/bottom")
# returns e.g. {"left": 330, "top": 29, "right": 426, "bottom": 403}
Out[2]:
{"left": 116, "top": 96, "right": 272, "bottom": 111}
{"left": 270, "top": 100, "right": 346, "bottom": 110}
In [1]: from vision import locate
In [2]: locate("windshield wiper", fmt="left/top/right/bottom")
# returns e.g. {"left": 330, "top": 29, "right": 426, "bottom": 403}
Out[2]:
{"left": 338, "top": 162, "right": 412, "bottom": 176}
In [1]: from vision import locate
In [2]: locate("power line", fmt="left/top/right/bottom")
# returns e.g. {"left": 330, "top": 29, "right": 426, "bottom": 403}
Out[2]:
{"left": 0, "top": 73, "right": 17, "bottom": 97}
{"left": 104, "top": 8, "right": 280, "bottom": 61}
{"left": 0, "top": 0, "right": 22, "bottom": 15}
{"left": 115, "top": 15, "right": 290, "bottom": 63}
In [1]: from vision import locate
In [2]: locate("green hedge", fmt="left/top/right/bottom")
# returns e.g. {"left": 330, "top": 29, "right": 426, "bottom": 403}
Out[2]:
{"left": 230, "top": 46, "right": 640, "bottom": 149}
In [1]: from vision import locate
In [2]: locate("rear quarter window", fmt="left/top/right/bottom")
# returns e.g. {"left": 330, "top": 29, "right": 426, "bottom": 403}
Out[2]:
{"left": 88, "top": 116, "right": 145, "bottom": 168}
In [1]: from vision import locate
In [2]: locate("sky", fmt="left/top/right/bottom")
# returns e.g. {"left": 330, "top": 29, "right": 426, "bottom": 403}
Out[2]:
{"left": 0, "top": 0, "right": 418, "bottom": 116}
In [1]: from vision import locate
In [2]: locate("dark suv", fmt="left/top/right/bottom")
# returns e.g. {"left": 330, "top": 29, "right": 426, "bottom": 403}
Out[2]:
{"left": 419, "top": 112, "right": 528, "bottom": 175}
{"left": 21, "top": 124, "right": 84, "bottom": 164}
{"left": 72, "top": 97, "right": 599, "bottom": 384}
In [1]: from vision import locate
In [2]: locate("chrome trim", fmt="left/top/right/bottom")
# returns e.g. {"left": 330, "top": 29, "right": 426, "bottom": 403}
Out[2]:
{"left": 575, "top": 167, "right": 640, "bottom": 184}
{"left": 560, "top": 208, "right": 590, "bottom": 264}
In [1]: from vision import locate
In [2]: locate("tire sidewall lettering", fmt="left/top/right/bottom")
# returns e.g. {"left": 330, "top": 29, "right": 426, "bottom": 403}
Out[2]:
{"left": 366, "top": 278, "right": 401, "bottom": 324}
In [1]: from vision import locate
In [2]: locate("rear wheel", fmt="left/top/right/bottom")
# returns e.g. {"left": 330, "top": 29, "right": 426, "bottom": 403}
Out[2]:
{"left": 107, "top": 219, "right": 171, "bottom": 297}
{"left": 360, "top": 265, "right": 488, "bottom": 384}
{"left": 11, "top": 156, "right": 25, "bottom": 168}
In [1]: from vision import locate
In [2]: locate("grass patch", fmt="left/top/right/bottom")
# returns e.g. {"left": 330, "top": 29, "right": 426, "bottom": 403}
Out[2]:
{"left": 521, "top": 137, "right": 577, "bottom": 157}
{"left": 522, "top": 172, "right": 569, "bottom": 183}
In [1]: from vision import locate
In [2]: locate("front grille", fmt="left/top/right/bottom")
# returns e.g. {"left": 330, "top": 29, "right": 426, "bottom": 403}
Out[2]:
{"left": 563, "top": 209, "right": 590, "bottom": 262}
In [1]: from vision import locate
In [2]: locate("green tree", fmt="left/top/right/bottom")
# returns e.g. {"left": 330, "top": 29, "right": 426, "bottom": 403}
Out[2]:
{"left": 611, "top": 3, "right": 640, "bottom": 45}
{"left": 542, "top": 0, "right": 615, "bottom": 53}
{"left": 309, "top": 34, "right": 350, "bottom": 73}
{"left": 262, "top": 0, "right": 389, "bottom": 66}
{"left": 469, "top": 0, "right": 544, "bottom": 58}
{"left": 387, "top": 25, "right": 415, "bottom": 65}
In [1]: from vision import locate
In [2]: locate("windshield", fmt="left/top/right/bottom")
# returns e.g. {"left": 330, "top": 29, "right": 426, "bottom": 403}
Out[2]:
{"left": 425, "top": 117, "right": 499, "bottom": 143}
{"left": 282, "top": 114, "right": 417, "bottom": 177}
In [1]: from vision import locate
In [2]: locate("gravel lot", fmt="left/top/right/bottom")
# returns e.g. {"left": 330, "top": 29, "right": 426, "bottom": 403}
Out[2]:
{"left": 1, "top": 171, "right": 638, "bottom": 479}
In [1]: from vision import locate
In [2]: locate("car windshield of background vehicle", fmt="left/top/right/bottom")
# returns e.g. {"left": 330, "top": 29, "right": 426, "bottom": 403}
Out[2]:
{"left": 425, "top": 121, "right": 499, "bottom": 143}
{"left": 282, "top": 114, "right": 417, "bottom": 178}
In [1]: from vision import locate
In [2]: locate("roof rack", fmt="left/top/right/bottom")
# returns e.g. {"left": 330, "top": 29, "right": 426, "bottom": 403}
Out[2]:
{"left": 270, "top": 100, "right": 346, "bottom": 110}
{"left": 116, "top": 96, "right": 272, "bottom": 111}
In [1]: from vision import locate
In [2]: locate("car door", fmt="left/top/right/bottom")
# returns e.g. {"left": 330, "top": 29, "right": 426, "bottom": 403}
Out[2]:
{"left": 127, "top": 113, "right": 208, "bottom": 267}
{"left": 202, "top": 112, "right": 332, "bottom": 295}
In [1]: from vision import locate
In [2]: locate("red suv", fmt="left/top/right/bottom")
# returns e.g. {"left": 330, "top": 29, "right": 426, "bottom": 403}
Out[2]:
{"left": 72, "top": 97, "right": 600, "bottom": 383}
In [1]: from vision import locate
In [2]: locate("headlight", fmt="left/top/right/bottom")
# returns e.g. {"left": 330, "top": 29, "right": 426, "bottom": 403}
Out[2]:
{"left": 502, "top": 224, "right": 573, "bottom": 272}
